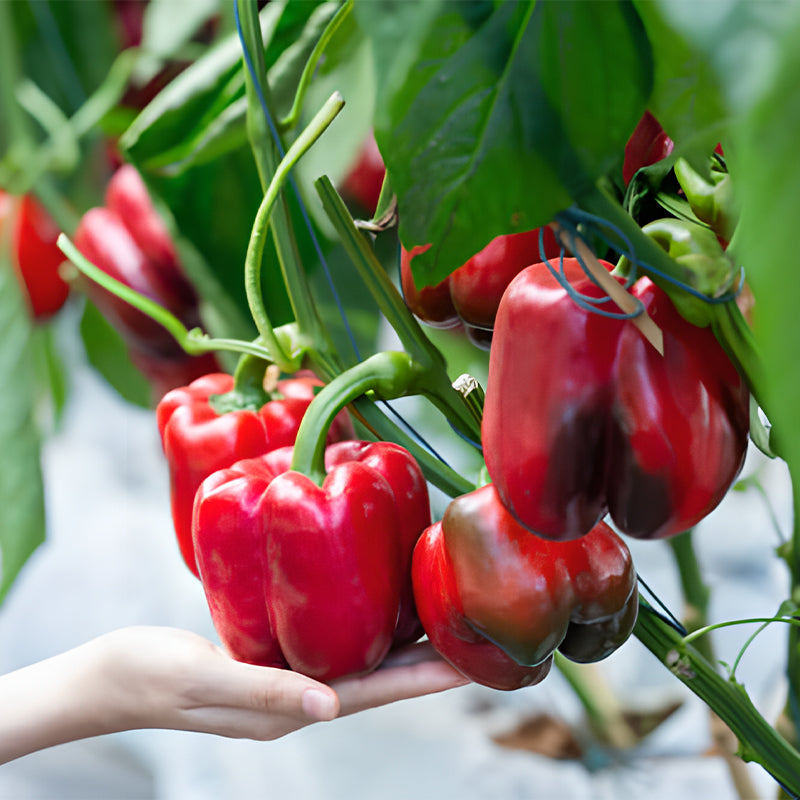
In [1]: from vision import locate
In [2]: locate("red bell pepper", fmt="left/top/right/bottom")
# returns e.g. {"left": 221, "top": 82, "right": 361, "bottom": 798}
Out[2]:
{"left": 156, "top": 368, "right": 354, "bottom": 578}
{"left": 0, "top": 192, "right": 70, "bottom": 320}
{"left": 412, "top": 484, "right": 638, "bottom": 690}
{"left": 482, "top": 257, "right": 750, "bottom": 541}
{"left": 400, "top": 226, "right": 560, "bottom": 345}
{"left": 192, "top": 439, "right": 430, "bottom": 680}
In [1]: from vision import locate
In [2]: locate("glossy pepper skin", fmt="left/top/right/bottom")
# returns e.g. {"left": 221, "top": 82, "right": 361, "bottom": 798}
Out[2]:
{"left": 156, "top": 372, "right": 355, "bottom": 578}
{"left": 192, "top": 440, "right": 431, "bottom": 680}
{"left": 482, "top": 258, "right": 750, "bottom": 541}
{"left": 0, "top": 193, "right": 70, "bottom": 319}
{"left": 413, "top": 484, "right": 638, "bottom": 690}
{"left": 401, "top": 227, "right": 560, "bottom": 344}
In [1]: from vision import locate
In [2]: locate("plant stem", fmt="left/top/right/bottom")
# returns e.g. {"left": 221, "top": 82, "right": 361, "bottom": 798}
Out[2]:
{"left": 634, "top": 603, "right": 800, "bottom": 794}
{"left": 243, "top": 91, "right": 345, "bottom": 372}
{"left": 785, "top": 469, "right": 800, "bottom": 743}
{"left": 290, "top": 351, "right": 420, "bottom": 484}
{"left": 315, "top": 175, "right": 482, "bottom": 444}
{"left": 668, "top": 531, "right": 713, "bottom": 662}
{"left": 277, "top": 0, "right": 353, "bottom": 130}
{"left": 237, "top": 0, "right": 340, "bottom": 379}
{"left": 668, "top": 532, "right": 761, "bottom": 799}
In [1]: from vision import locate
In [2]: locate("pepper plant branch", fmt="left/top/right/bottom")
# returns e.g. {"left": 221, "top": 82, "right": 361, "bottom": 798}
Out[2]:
{"left": 290, "top": 351, "right": 420, "bottom": 485}
{"left": 57, "top": 233, "right": 284, "bottom": 364}
{"left": 277, "top": 0, "right": 353, "bottom": 131}
{"left": 634, "top": 602, "right": 800, "bottom": 793}
{"left": 238, "top": 0, "right": 340, "bottom": 379}
{"left": 349, "top": 398, "right": 476, "bottom": 498}
{"left": 243, "top": 92, "right": 345, "bottom": 372}
{"left": 315, "top": 175, "right": 482, "bottom": 444}
{"left": 668, "top": 531, "right": 713, "bottom": 663}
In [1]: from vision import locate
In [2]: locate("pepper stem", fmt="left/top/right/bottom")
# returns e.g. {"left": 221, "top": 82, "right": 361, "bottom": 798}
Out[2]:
{"left": 290, "top": 351, "right": 420, "bottom": 485}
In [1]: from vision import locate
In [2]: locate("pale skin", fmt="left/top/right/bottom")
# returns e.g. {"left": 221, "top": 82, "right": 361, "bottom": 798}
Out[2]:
{"left": 0, "top": 626, "right": 469, "bottom": 765}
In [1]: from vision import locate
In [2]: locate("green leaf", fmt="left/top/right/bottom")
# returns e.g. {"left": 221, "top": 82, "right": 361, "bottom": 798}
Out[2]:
{"left": 0, "top": 226, "right": 45, "bottom": 605}
{"left": 120, "top": 1, "right": 339, "bottom": 176}
{"left": 357, "top": 0, "right": 652, "bottom": 287}
{"left": 633, "top": 0, "right": 727, "bottom": 159}
{"left": 732, "top": 7, "right": 800, "bottom": 489}
{"left": 30, "top": 325, "right": 70, "bottom": 430}
{"left": 79, "top": 300, "right": 151, "bottom": 409}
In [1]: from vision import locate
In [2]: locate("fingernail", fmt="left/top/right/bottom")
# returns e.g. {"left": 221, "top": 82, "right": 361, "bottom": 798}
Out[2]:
{"left": 302, "top": 688, "right": 338, "bottom": 721}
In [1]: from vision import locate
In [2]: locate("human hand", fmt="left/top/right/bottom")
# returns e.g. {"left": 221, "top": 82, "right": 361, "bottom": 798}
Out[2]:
{"left": 0, "top": 626, "right": 469, "bottom": 764}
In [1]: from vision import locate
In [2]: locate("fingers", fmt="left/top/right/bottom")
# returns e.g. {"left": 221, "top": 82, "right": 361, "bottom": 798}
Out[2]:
{"left": 332, "top": 654, "right": 468, "bottom": 717}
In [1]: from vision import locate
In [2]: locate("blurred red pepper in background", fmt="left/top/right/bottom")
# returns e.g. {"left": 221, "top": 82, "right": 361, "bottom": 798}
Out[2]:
{"left": 74, "top": 165, "right": 219, "bottom": 398}
{"left": 0, "top": 192, "right": 70, "bottom": 320}
{"left": 340, "top": 130, "right": 386, "bottom": 216}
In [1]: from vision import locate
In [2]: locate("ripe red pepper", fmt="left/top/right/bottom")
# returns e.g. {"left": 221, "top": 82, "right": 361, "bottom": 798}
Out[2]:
{"left": 156, "top": 371, "right": 354, "bottom": 578}
{"left": 400, "top": 227, "right": 560, "bottom": 343}
{"left": 412, "top": 484, "right": 638, "bottom": 690}
{"left": 623, "top": 110, "right": 674, "bottom": 186}
{"left": 0, "top": 193, "right": 70, "bottom": 320}
{"left": 482, "top": 258, "right": 750, "bottom": 541}
{"left": 192, "top": 440, "right": 431, "bottom": 680}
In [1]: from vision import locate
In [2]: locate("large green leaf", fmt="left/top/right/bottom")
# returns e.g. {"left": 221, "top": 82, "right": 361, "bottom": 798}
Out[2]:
{"left": 732, "top": 9, "right": 800, "bottom": 478}
{"left": 0, "top": 225, "right": 45, "bottom": 605}
{"left": 356, "top": 0, "right": 652, "bottom": 288}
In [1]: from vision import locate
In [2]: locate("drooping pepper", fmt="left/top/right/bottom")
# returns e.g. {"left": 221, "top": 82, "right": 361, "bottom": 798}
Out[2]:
{"left": 412, "top": 483, "right": 638, "bottom": 691}
{"left": 74, "top": 165, "right": 218, "bottom": 396}
{"left": 482, "top": 257, "right": 750, "bottom": 541}
{"left": 0, "top": 192, "right": 70, "bottom": 320}
{"left": 400, "top": 226, "right": 560, "bottom": 347}
{"left": 192, "top": 439, "right": 431, "bottom": 680}
{"left": 156, "top": 368, "right": 354, "bottom": 578}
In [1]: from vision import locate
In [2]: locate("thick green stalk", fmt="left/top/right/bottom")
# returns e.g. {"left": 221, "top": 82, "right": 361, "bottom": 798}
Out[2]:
{"left": 668, "top": 531, "right": 713, "bottom": 663}
{"left": 243, "top": 91, "right": 345, "bottom": 371}
{"left": 290, "top": 351, "right": 420, "bottom": 484}
{"left": 315, "top": 175, "right": 482, "bottom": 444}
{"left": 237, "top": 0, "right": 340, "bottom": 377}
{"left": 786, "top": 470, "right": 800, "bottom": 741}
{"left": 350, "top": 397, "right": 475, "bottom": 498}
{"left": 634, "top": 603, "right": 800, "bottom": 793}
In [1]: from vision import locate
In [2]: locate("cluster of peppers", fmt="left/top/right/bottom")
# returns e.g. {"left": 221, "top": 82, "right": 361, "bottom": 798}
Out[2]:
{"left": 64, "top": 102, "right": 750, "bottom": 692}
